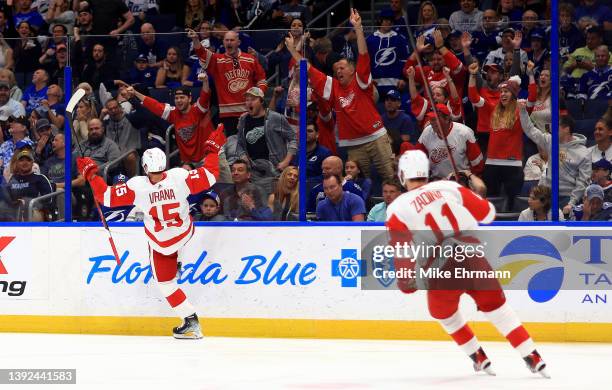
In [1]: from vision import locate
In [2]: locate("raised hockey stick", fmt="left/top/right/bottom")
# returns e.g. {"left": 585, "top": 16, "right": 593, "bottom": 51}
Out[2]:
{"left": 66, "top": 88, "right": 122, "bottom": 265}
{"left": 400, "top": 12, "right": 461, "bottom": 182}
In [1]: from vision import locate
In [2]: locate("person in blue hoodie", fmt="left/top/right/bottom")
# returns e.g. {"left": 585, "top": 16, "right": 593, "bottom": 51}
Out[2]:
{"left": 366, "top": 9, "right": 409, "bottom": 99}
{"left": 127, "top": 54, "right": 157, "bottom": 89}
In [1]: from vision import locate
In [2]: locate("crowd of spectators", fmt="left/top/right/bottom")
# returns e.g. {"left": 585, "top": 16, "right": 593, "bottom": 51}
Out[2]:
{"left": 0, "top": 0, "right": 608, "bottom": 222}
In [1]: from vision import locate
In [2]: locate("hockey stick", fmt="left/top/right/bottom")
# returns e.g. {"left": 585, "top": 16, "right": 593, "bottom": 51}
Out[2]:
{"left": 66, "top": 88, "right": 122, "bottom": 265}
{"left": 400, "top": 11, "right": 461, "bottom": 182}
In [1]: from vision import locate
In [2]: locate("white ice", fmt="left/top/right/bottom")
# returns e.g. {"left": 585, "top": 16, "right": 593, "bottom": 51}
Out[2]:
{"left": 0, "top": 333, "right": 609, "bottom": 389}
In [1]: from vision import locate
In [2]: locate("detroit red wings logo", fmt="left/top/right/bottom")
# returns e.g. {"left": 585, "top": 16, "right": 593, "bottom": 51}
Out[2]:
{"left": 228, "top": 78, "right": 249, "bottom": 93}
{"left": 338, "top": 91, "right": 355, "bottom": 108}
{"left": 429, "top": 145, "right": 456, "bottom": 164}
{"left": 427, "top": 77, "right": 448, "bottom": 90}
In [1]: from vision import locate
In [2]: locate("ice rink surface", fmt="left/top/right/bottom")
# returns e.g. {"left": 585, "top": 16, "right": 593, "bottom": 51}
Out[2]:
{"left": 0, "top": 333, "right": 610, "bottom": 389}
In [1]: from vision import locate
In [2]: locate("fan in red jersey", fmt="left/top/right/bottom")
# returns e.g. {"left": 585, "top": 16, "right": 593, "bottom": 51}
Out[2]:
{"left": 76, "top": 126, "right": 226, "bottom": 339}
{"left": 385, "top": 150, "right": 549, "bottom": 378}
{"left": 189, "top": 28, "right": 267, "bottom": 136}
{"left": 285, "top": 8, "right": 395, "bottom": 182}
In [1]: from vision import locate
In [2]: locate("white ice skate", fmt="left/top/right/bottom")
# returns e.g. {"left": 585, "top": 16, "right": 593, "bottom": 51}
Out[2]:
{"left": 173, "top": 313, "right": 203, "bottom": 339}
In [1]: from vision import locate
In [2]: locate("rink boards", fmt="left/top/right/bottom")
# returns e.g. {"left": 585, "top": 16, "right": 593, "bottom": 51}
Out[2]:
{"left": 0, "top": 225, "right": 611, "bottom": 342}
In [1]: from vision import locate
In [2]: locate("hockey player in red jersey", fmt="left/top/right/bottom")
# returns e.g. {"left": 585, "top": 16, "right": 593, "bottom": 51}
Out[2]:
{"left": 385, "top": 149, "right": 549, "bottom": 377}
{"left": 76, "top": 126, "right": 226, "bottom": 339}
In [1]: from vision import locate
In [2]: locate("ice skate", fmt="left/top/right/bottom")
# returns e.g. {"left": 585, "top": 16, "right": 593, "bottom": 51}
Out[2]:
{"left": 470, "top": 347, "right": 495, "bottom": 376}
{"left": 524, "top": 350, "right": 550, "bottom": 378}
{"left": 173, "top": 313, "right": 203, "bottom": 339}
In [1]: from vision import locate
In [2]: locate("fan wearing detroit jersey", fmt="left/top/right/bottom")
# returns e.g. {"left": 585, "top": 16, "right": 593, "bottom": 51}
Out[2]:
{"left": 385, "top": 150, "right": 549, "bottom": 377}
{"left": 76, "top": 127, "right": 226, "bottom": 339}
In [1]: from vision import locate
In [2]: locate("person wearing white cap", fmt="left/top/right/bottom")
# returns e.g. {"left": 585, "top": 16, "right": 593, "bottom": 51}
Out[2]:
{"left": 385, "top": 150, "right": 549, "bottom": 378}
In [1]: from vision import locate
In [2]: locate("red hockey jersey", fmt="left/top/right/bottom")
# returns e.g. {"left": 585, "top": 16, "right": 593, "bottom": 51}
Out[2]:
{"left": 308, "top": 53, "right": 386, "bottom": 147}
{"left": 142, "top": 89, "right": 213, "bottom": 163}
{"left": 195, "top": 47, "right": 267, "bottom": 118}
{"left": 90, "top": 158, "right": 219, "bottom": 255}
{"left": 403, "top": 50, "right": 467, "bottom": 98}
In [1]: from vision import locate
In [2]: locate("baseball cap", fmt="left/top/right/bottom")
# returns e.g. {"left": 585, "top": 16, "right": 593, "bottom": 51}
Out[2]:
{"left": 502, "top": 27, "right": 516, "bottom": 36}
{"left": 16, "top": 149, "right": 34, "bottom": 160}
{"left": 385, "top": 89, "right": 401, "bottom": 100}
{"left": 426, "top": 103, "right": 451, "bottom": 119}
{"left": 173, "top": 86, "right": 191, "bottom": 96}
{"left": 56, "top": 43, "right": 67, "bottom": 51}
{"left": 592, "top": 158, "right": 612, "bottom": 171}
{"left": 586, "top": 184, "right": 604, "bottom": 200}
{"left": 135, "top": 54, "right": 147, "bottom": 62}
{"left": 0, "top": 80, "right": 10, "bottom": 89}
{"left": 202, "top": 190, "right": 220, "bottom": 206}
{"left": 379, "top": 8, "right": 394, "bottom": 20}
{"left": 483, "top": 63, "right": 502, "bottom": 73}
{"left": 585, "top": 25, "right": 603, "bottom": 36}
{"left": 530, "top": 29, "right": 546, "bottom": 40}
{"left": 245, "top": 86, "right": 264, "bottom": 99}
{"left": 113, "top": 174, "right": 128, "bottom": 184}
{"left": 78, "top": 3, "right": 92, "bottom": 14}
{"left": 35, "top": 118, "right": 52, "bottom": 132}
{"left": 449, "top": 29, "right": 462, "bottom": 38}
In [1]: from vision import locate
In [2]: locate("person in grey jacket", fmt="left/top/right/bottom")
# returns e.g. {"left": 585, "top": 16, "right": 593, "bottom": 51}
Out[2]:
{"left": 519, "top": 100, "right": 591, "bottom": 215}
{"left": 235, "top": 87, "right": 297, "bottom": 173}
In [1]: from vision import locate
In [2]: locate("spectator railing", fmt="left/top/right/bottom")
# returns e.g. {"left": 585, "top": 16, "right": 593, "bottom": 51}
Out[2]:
{"left": 13, "top": 199, "right": 27, "bottom": 222}
{"left": 27, "top": 189, "right": 66, "bottom": 222}
{"left": 100, "top": 149, "right": 139, "bottom": 183}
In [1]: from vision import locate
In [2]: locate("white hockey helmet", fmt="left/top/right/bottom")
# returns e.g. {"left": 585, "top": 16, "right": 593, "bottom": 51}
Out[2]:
{"left": 142, "top": 147, "right": 167, "bottom": 174}
{"left": 398, "top": 150, "right": 429, "bottom": 186}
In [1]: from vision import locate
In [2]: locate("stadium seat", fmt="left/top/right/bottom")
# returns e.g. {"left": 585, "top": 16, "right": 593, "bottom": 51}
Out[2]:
{"left": 583, "top": 99, "right": 609, "bottom": 120}
{"left": 574, "top": 118, "right": 598, "bottom": 138}
{"left": 495, "top": 212, "right": 520, "bottom": 221}
{"left": 565, "top": 99, "right": 584, "bottom": 120}
{"left": 487, "top": 196, "right": 507, "bottom": 212}
{"left": 512, "top": 196, "right": 530, "bottom": 213}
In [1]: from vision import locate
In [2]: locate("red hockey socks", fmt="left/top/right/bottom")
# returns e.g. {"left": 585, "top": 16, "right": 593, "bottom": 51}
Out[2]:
{"left": 484, "top": 302, "right": 535, "bottom": 357}
{"left": 439, "top": 310, "right": 481, "bottom": 356}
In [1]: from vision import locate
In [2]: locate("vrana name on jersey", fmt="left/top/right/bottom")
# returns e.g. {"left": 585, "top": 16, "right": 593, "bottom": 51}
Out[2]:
{"left": 149, "top": 188, "right": 177, "bottom": 204}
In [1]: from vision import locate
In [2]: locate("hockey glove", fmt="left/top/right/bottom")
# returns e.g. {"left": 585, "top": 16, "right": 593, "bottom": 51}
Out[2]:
{"left": 203, "top": 123, "right": 226, "bottom": 155}
{"left": 77, "top": 157, "right": 99, "bottom": 181}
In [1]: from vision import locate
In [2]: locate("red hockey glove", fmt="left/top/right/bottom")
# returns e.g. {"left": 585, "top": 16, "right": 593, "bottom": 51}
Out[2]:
{"left": 204, "top": 124, "right": 226, "bottom": 155}
{"left": 77, "top": 157, "right": 99, "bottom": 181}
